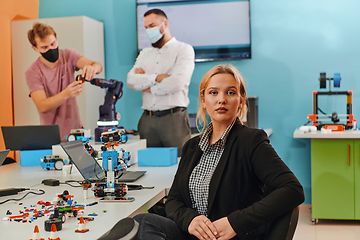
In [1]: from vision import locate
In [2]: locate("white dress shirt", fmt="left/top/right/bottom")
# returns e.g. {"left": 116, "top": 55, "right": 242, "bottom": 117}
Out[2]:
{"left": 127, "top": 37, "right": 195, "bottom": 111}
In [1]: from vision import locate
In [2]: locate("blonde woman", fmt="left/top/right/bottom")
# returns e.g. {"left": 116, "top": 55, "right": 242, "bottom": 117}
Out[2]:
{"left": 126, "top": 64, "right": 304, "bottom": 240}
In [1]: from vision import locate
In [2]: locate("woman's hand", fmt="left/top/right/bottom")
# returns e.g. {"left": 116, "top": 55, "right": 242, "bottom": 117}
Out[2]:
{"left": 212, "top": 217, "right": 236, "bottom": 240}
{"left": 188, "top": 215, "right": 218, "bottom": 240}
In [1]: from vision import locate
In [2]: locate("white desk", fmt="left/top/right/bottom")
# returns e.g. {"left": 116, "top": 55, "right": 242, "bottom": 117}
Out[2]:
{"left": 293, "top": 129, "right": 360, "bottom": 139}
{"left": 0, "top": 162, "right": 177, "bottom": 239}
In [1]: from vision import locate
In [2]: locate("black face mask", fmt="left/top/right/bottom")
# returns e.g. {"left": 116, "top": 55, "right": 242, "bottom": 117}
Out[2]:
{"left": 41, "top": 47, "right": 59, "bottom": 63}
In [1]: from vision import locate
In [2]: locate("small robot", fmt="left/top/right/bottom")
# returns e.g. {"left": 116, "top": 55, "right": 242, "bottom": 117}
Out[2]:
{"left": 45, "top": 190, "right": 84, "bottom": 231}
{"left": 66, "top": 129, "right": 92, "bottom": 142}
{"left": 92, "top": 129, "right": 131, "bottom": 198}
{"left": 40, "top": 155, "right": 69, "bottom": 171}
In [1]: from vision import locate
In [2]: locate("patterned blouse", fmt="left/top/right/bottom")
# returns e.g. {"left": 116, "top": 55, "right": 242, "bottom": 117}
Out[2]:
{"left": 188, "top": 118, "right": 237, "bottom": 216}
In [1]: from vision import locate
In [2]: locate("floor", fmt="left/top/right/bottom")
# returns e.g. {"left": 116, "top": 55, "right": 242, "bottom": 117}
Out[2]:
{"left": 294, "top": 204, "right": 360, "bottom": 240}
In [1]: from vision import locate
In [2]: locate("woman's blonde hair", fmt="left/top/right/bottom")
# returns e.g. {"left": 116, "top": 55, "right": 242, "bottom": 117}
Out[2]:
{"left": 196, "top": 64, "right": 247, "bottom": 133}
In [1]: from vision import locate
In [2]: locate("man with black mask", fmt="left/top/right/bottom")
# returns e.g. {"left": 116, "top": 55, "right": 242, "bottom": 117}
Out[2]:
{"left": 127, "top": 9, "right": 195, "bottom": 157}
{"left": 25, "top": 22, "right": 102, "bottom": 142}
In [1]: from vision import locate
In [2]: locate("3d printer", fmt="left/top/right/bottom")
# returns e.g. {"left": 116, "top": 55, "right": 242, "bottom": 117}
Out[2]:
{"left": 307, "top": 72, "right": 355, "bottom": 131}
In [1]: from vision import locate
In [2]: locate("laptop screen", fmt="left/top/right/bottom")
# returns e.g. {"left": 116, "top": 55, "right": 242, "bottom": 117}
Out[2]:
{"left": 2, "top": 125, "right": 61, "bottom": 150}
{"left": 60, "top": 140, "right": 105, "bottom": 181}
{"left": 0, "top": 150, "right": 10, "bottom": 166}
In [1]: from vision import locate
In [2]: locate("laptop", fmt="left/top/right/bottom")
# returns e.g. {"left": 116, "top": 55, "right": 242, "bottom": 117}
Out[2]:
{"left": 117, "top": 170, "right": 147, "bottom": 182}
{"left": 2, "top": 125, "right": 61, "bottom": 150}
{"left": 0, "top": 150, "right": 10, "bottom": 166}
{"left": 61, "top": 140, "right": 106, "bottom": 182}
{"left": 60, "top": 140, "right": 146, "bottom": 182}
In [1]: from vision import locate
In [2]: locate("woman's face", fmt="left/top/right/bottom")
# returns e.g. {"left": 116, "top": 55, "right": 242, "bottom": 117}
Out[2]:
{"left": 203, "top": 73, "right": 241, "bottom": 127}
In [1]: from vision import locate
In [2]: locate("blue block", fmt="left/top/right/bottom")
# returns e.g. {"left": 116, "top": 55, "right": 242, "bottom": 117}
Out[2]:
{"left": 138, "top": 148, "right": 177, "bottom": 167}
{"left": 20, "top": 149, "right": 52, "bottom": 166}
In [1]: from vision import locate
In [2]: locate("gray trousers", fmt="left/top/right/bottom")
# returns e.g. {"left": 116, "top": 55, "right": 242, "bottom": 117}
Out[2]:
{"left": 138, "top": 108, "right": 191, "bottom": 157}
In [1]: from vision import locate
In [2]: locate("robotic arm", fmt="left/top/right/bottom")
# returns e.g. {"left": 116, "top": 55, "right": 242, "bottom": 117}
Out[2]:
{"left": 76, "top": 75, "right": 123, "bottom": 123}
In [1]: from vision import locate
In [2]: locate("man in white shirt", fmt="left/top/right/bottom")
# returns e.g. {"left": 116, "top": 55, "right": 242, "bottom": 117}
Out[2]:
{"left": 127, "top": 9, "right": 195, "bottom": 157}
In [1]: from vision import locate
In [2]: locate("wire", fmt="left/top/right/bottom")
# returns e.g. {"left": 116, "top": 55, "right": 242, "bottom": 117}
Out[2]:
{"left": 0, "top": 189, "right": 45, "bottom": 205}
{"left": 303, "top": 120, "right": 311, "bottom": 126}
{"left": 115, "top": 171, "right": 125, "bottom": 179}
{"left": 61, "top": 180, "right": 83, "bottom": 188}
{"left": 317, "top": 108, "right": 332, "bottom": 118}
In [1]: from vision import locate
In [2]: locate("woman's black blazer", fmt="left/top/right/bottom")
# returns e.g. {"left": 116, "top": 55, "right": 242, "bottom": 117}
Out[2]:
{"left": 165, "top": 121, "right": 305, "bottom": 240}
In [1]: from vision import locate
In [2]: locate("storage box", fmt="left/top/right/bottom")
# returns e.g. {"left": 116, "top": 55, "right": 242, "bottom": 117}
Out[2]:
{"left": 20, "top": 149, "right": 52, "bottom": 166}
{"left": 138, "top": 148, "right": 177, "bottom": 167}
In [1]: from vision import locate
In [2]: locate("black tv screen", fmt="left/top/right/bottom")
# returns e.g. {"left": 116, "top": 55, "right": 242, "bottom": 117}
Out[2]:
{"left": 137, "top": 0, "right": 251, "bottom": 62}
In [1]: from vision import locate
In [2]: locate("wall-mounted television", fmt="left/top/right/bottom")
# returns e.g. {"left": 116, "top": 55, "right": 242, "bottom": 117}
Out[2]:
{"left": 136, "top": 0, "right": 251, "bottom": 62}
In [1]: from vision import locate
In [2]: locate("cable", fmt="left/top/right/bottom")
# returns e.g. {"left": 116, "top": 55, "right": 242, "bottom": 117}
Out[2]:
{"left": 303, "top": 120, "right": 311, "bottom": 126}
{"left": 317, "top": 108, "right": 332, "bottom": 118}
{"left": 115, "top": 171, "right": 125, "bottom": 179}
{"left": 61, "top": 180, "right": 83, "bottom": 188}
{"left": 0, "top": 188, "right": 45, "bottom": 205}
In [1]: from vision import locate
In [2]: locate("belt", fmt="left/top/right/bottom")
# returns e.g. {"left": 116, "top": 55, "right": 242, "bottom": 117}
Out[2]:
{"left": 144, "top": 107, "right": 186, "bottom": 117}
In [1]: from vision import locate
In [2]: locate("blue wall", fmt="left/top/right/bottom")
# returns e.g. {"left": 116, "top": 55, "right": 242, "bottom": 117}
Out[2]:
{"left": 39, "top": 0, "right": 360, "bottom": 203}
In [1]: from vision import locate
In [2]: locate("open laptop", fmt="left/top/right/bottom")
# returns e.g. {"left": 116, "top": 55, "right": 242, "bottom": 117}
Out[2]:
{"left": 60, "top": 140, "right": 146, "bottom": 182}
{"left": 61, "top": 140, "right": 106, "bottom": 182}
{"left": 0, "top": 150, "right": 10, "bottom": 166}
{"left": 2, "top": 125, "right": 61, "bottom": 150}
{"left": 116, "top": 170, "right": 147, "bottom": 182}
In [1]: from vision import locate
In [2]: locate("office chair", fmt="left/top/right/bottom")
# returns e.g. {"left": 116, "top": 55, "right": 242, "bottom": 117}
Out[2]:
{"left": 264, "top": 206, "right": 300, "bottom": 240}
{"left": 97, "top": 218, "right": 139, "bottom": 240}
{"left": 261, "top": 184, "right": 300, "bottom": 240}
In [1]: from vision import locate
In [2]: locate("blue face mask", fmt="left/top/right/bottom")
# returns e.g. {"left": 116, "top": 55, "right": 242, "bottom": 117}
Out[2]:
{"left": 146, "top": 23, "right": 164, "bottom": 44}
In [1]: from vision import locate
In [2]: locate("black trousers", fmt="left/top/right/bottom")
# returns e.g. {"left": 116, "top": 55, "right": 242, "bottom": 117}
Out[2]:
{"left": 138, "top": 108, "right": 191, "bottom": 157}
{"left": 133, "top": 213, "right": 265, "bottom": 240}
{"left": 133, "top": 213, "right": 190, "bottom": 240}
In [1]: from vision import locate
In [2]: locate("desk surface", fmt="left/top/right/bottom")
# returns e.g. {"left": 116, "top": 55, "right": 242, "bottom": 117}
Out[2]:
{"left": 293, "top": 129, "right": 360, "bottom": 139}
{"left": 0, "top": 162, "right": 177, "bottom": 239}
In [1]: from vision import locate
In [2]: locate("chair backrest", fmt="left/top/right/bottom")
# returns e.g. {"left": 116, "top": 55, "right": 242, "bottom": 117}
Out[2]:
{"left": 97, "top": 218, "right": 138, "bottom": 240}
{"left": 264, "top": 206, "right": 299, "bottom": 240}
